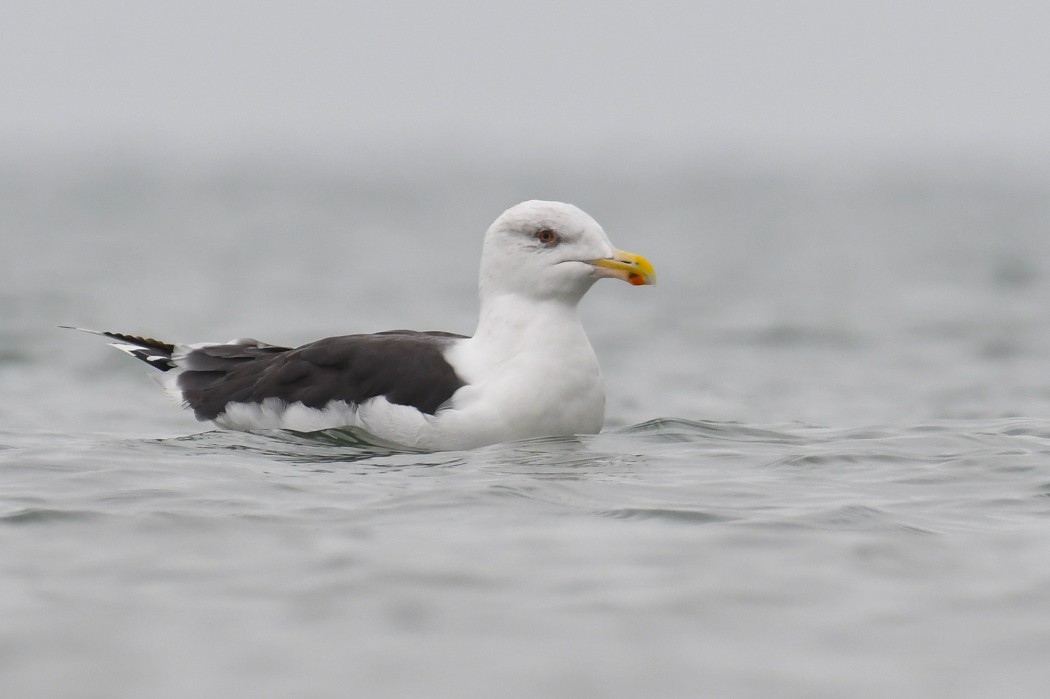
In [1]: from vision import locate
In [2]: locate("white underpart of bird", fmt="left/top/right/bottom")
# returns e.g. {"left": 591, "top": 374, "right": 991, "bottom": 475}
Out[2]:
{"left": 65, "top": 200, "right": 656, "bottom": 451}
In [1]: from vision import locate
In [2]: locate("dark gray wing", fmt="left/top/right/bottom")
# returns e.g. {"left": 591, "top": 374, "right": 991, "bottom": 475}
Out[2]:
{"left": 178, "top": 330, "right": 467, "bottom": 421}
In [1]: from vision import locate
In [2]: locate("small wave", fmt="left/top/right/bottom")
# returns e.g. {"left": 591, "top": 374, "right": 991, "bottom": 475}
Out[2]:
{"left": 611, "top": 417, "right": 807, "bottom": 444}
{"left": 599, "top": 507, "right": 737, "bottom": 524}
{"left": 1, "top": 508, "right": 105, "bottom": 525}
{"left": 141, "top": 428, "right": 404, "bottom": 464}
{"left": 767, "top": 504, "right": 937, "bottom": 535}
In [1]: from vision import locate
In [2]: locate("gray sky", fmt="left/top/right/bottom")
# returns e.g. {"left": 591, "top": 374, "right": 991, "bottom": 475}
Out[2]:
{"left": 4, "top": 0, "right": 1049, "bottom": 163}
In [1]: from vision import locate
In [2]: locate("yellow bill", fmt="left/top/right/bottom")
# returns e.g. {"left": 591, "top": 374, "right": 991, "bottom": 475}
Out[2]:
{"left": 588, "top": 248, "right": 656, "bottom": 286}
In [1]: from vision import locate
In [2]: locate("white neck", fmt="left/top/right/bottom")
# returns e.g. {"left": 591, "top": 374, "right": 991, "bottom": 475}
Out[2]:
{"left": 473, "top": 292, "right": 586, "bottom": 352}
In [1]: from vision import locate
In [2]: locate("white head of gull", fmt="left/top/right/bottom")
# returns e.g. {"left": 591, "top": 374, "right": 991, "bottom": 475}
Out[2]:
{"left": 63, "top": 200, "right": 655, "bottom": 451}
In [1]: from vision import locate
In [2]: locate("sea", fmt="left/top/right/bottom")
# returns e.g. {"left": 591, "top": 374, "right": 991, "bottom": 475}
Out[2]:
{"left": 2, "top": 150, "right": 1050, "bottom": 698}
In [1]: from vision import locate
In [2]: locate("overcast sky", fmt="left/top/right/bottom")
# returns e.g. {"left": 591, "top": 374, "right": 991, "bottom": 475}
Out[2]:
{"left": 3, "top": 1, "right": 1049, "bottom": 163}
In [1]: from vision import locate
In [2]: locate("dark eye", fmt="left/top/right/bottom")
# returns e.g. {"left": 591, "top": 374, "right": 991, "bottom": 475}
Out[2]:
{"left": 535, "top": 228, "right": 560, "bottom": 246}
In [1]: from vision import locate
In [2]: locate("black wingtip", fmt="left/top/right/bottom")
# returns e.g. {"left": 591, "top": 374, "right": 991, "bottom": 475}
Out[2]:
{"left": 61, "top": 325, "right": 176, "bottom": 354}
{"left": 101, "top": 331, "right": 176, "bottom": 354}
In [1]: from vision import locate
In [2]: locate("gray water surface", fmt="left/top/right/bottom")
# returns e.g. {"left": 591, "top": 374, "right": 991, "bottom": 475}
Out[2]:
{"left": 3, "top": 157, "right": 1050, "bottom": 697}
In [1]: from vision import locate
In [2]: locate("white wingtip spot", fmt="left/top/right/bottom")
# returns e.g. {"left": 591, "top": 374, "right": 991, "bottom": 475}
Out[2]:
{"left": 107, "top": 342, "right": 139, "bottom": 356}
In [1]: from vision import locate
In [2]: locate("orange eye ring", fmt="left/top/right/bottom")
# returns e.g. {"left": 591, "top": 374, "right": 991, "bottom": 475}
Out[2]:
{"left": 535, "top": 228, "right": 560, "bottom": 246}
